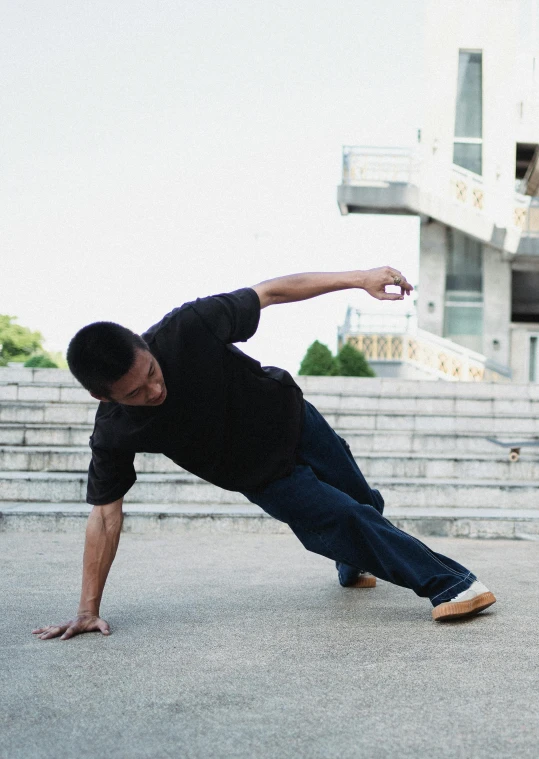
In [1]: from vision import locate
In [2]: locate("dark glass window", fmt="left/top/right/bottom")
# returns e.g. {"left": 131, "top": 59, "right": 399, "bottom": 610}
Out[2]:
{"left": 444, "top": 230, "right": 483, "bottom": 351}
{"left": 453, "top": 142, "right": 482, "bottom": 175}
{"left": 446, "top": 230, "right": 483, "bottom": 292}
{"left": 453, "top": 51, "right": 483, "bottom": 175}
{"left": 530, "top": 337, "right": 538, "bottom": 383}
{"left": 444, "top": 303, "right": 483, "bottom": 338}
{"left": 454, "top": 52, "right": 483, "bottom": 138}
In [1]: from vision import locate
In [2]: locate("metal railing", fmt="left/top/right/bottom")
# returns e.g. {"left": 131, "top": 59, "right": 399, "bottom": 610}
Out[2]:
{"left": 342, "top": 146, "right": 420, "bottom": 187}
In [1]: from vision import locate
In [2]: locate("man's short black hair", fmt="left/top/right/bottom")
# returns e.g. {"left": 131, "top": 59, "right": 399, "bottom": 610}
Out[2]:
{"left": 67, "top": 322, "right": 148, "bottom": 397}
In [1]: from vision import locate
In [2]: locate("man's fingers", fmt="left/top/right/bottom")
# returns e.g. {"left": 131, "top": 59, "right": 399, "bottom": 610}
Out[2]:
{"left": 379, "top": 292, "right": 404, "bottom": 301}
{"left": 33, "top": 615, "right": 110, "bottom": 640}
{"left": 39, "top": 626, "right": 65, "bottom": 640}
{"left": 384, "top": 267, "right": 413, "bottom": 293}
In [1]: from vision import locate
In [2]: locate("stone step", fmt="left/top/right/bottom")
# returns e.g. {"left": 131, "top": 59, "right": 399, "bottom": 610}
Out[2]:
{"left": 1, "top": 471, "right": 538, "bottom": 509}
{"left": 0, "top": 423, "right": 536, "bottom": 457}
{"left": 3, "top": 383, "right": 539, "bottom": 417}
{"left": 2, "top": 501, "right": 539, "bottom": 540}
{"left": 0, "top": 424, "right": 92, "bottom": 446}
{"left": 2, "top": 401, "right": 539, "bottom": 434}
{"left": 3, "top": 380, "right": 539, "bottom": 415}
{"left": 0, "top": 403, "right": 96, "bottom": 425}
{"left": 4, "top": 369, "right": 539, "bottom": 400}
{"left": 0, "top": 383, "right": 90, "bottom": 403}
{"left": 297, "top": 376, "right": 539, "bottom": 401}
{"left": 1, "top": 446, "right": 538, "bottom": 481}
{"left": 0, "top": 368, "right": 77, "bottom": 385}
{"left": 321, "top": 411, "right": 539, "bottom": 435}
{"left": 305, "top": 393, "right": 539, "bottom": 416}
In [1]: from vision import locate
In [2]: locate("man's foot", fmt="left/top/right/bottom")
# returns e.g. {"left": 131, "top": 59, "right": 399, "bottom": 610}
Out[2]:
{"left": 432, "top": 580, "right": 496, "bottom": 621}
{"left": 336, "top": 562, "right": 377, "bottom": 588}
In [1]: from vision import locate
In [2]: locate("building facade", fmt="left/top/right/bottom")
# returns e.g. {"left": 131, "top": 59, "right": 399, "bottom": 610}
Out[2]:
{"left": 338, "top": 0, "right": 539, "bottom": 382}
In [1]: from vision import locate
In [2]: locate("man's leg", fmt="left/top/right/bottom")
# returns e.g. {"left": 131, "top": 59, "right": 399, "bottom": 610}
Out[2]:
{"left": 297, "top": 401, "right": 473, "bottom": 590}
{"left": 243, "top": 401, "right": 495, "bottom": 616}
{"left": 294, "top": 401, "right": 385, "bottom": 588}
{"left": 243, "top": 462, "right": 475, "bottom": 605}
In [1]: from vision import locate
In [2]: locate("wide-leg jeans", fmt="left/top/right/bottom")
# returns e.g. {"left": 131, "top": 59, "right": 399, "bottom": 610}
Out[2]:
{"left": 242, "top": 401, "right": 475, "bottom": 607}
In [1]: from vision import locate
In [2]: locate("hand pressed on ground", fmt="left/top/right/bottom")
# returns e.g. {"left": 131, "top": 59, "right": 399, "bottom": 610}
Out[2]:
{"left": 32, "top": 613, "right": 110, "bottom": 640}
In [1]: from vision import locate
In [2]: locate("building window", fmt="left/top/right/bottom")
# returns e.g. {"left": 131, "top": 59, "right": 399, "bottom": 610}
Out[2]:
{"left": 511, "top": 271, "right": 539, "bottom": 323}
{"left": 453, "top": 51, "right": 483, "bottom": 175}
{"left": 530, "top": 336, "right": 538, "bottom": 382}
{"left": 444, "top": 229, "right": 483, "bottom": 352}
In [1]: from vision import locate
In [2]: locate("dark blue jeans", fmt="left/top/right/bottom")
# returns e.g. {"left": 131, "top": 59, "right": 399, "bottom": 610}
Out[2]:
{"left": 243, "top": 401, "right": 475, "bottom": 607}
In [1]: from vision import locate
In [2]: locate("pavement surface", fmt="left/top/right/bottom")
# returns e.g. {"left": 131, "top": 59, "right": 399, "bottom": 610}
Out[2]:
{"left": 2, "top": 528, "right": 539, "bottom": 759}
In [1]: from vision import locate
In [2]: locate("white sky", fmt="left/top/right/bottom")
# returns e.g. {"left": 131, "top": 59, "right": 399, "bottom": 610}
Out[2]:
{"left": 2, "top": 0, "right": 424, "bottom": 373}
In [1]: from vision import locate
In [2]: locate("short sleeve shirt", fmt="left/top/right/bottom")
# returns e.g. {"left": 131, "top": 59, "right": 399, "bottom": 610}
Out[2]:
{"left": 87, "top": 288, "right": 304, "bottom": 504}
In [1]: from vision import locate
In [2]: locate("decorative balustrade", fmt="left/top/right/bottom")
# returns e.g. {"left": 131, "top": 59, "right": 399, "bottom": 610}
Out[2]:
{"left": 513, "top": 192, "right": 532, "bottom": 230}
{"left": 449, "top": 165, "right": 485, "bottom": 214}
{"left": 340, "top": 309, "right": 511, "bottom": 382}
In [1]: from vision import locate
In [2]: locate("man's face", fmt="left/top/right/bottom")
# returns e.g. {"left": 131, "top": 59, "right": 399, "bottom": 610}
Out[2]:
{"left": 94, "top": 349, "right": 167, "bottom": 407}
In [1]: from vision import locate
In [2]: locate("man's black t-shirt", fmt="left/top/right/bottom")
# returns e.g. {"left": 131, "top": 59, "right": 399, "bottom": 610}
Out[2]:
{"left": 87, "top": 288, "right": 304, "bottom": 504}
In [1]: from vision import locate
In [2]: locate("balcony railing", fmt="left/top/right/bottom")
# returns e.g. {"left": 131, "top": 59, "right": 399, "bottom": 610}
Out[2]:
{"left": 341, "top": 146, "right": 533, "bottom": 237}
{"left": 342, "top": 146, "right": 420, "bottom": 187}
{"left": 449, "top": 165, "right": 485, "bottom": 214}
{"left": 339, "top": 308, "right": 511, "bottom": 382}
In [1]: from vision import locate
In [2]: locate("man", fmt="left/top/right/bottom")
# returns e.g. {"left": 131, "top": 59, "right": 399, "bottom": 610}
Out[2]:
{"left": 33, "top": 267, "right": 496, "bottom": 641}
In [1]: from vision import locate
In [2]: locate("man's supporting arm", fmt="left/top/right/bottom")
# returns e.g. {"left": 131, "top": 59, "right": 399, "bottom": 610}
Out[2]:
{"left": 252, "top": 267, "right": 413, "bottom": 309}
{"left": 32, "top": 498, "right": 124, "bottom": 640}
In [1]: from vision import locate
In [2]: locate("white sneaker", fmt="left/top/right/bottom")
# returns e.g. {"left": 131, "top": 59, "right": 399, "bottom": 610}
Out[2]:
{"left": 432, "top": 580, "right": 496, "bottom": 621}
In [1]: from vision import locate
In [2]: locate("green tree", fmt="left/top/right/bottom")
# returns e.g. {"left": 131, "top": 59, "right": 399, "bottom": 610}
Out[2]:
{"left": 24, "top": 354, "right": 59, "bottom": 368}
{"left": 0, "top": 316, "right": 44, "bottom": 366}
{"left": 298, "top": 340, "right": 337, "bottom": 376}
{"left": 335, "top": 342, "right": 376, "bottom": 377}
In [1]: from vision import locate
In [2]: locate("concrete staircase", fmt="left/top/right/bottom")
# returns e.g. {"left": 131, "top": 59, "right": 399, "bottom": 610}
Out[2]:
{"left": 1, "top": 367, "right": 539, "bottom": 537}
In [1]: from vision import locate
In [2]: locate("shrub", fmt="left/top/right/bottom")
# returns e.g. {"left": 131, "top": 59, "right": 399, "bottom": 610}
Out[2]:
{"left": 24, "top": 354, "right": 59, "bottom": 368}
{"left": 335, "top": 343, "right": 375, "bottom": 377}
{"left": 298, "top": 341, "right": 337, "bottom": 376}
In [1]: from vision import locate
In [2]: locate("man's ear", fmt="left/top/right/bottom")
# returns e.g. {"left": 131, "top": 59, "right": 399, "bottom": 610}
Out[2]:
{"left": 90, "top": 392, "right": 109, "bottom": 403}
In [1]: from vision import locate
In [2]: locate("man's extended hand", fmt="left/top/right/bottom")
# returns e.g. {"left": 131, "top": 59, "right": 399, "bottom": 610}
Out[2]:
{"left": 252, "top": 267, "right": 413, "bottom": 308}
{"left": 360, "top": 266, "right": 413, "bottom": 301}
{"left": 32, "top": 613, "right": 110, "bottom": 641}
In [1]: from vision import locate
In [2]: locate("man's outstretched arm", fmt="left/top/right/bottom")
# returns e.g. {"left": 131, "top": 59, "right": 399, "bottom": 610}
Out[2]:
{"left": 252, "top": 267, "right": 413, "bottom": 309}
{"left": 32, "top": 498, "right": 123, "bottom": 640}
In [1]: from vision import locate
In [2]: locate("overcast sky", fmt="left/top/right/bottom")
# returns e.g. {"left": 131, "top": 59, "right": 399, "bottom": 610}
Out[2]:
{"left": 2, "top": 0, "right": 424, "bottom": 373}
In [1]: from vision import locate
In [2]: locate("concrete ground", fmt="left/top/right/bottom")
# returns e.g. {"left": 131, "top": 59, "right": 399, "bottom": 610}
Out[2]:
{"left": 2, "top": 528, "right": 539, "bottom": 759}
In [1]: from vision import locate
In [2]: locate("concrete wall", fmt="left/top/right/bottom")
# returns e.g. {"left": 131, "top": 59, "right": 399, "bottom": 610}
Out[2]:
{"left": 511, "top": 324, "right": 537, "bottom": 382}
{"left": 515, "top": 0, "right": 539, "bottom": 143}
{"left": 417, "top": 220, "right": 447, "bottom": 336}
{"left": 483, "top": 247, "right": 511, "bottom": 365}
{"left": 420, "top": 0, "right": 523, "bottom": 230}
{"left": 418, "top": 222, "right": 513, "bottom": 368}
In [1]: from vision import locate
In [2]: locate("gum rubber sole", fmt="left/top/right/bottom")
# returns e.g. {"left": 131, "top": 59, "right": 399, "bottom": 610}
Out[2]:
{"left": 350, "top": 574, "right": 377, "bottom": 589}
{"left": 432, "top": 591, "right": 497, "bottom": 621}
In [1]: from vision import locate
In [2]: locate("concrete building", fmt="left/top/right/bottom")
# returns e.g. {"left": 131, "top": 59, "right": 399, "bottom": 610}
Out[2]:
{"left": 338, "top": 0, "right": 539, "bottom": 382}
